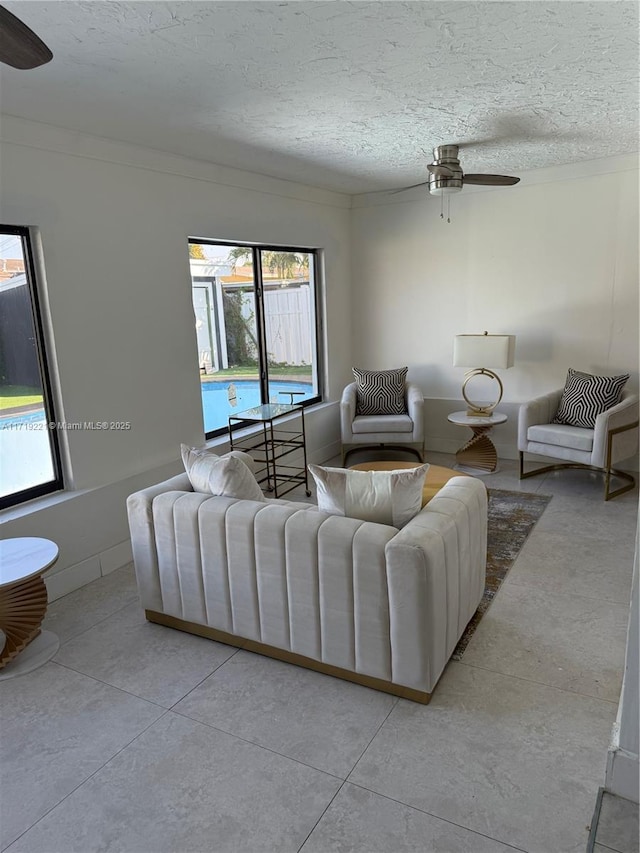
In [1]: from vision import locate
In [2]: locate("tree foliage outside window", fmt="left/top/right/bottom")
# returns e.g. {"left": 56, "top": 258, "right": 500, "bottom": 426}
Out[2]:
{"left": 189, "top": 243, "right": 207, "bottom": 260}
{"left": 227, "top": 247, "right": 308, "bottom": 280}
{"left": 222, "top": 290, "right": 258, "bottom": 367}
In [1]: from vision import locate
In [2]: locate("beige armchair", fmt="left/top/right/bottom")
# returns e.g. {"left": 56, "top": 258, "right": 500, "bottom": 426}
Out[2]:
{"left": 341, "top": 381, "right": 424, "bottom": 466}
{"left": 518, "top": 388, "right": 639, "bottom": 500}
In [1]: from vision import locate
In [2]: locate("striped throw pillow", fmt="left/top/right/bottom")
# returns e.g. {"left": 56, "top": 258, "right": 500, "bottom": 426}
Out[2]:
{"left": 353, "top": 366, "right": 408, "bottom": 415}
{"left": 552, "top": 369, "right": 629, "bottom": 428}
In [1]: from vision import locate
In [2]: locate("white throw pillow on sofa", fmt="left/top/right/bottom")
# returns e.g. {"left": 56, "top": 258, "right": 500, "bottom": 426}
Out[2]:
{"left": 308, "top": 463, "right": 429, "bottom": 528}
{"left": 180, "top": 445, "right": 264, "bottom": 501}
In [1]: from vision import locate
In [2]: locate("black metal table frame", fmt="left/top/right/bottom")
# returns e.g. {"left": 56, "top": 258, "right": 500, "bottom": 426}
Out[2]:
{"left": 228, "top": 404, "right": 311, "bottom": 499}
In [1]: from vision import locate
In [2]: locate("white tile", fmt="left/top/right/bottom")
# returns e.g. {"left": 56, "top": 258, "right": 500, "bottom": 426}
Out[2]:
{"left": 506, "top": 528, "right": 635, "bottom": 604}
{"left": 54, "top": 602, "right": 237, "bottom": 707}
{"left": 175, "top": 650, "right": 396, "bottom": 777}
{"left": 2, "top": 444, "right": 631, "bottom": 853}
{"left": 350, "top": 662, "right": 615, "bottom": 853}
{"left": 537, "top": 468, "right": 639, "bottom": 505}
{"left": 461, "top": 583, "right": 629, "bottom": 701}
{"left": 301, "top": 782, "right": 521, "bottom": 852}
{"left": 485, "top": 473, "right": 548, "bottom": 493}
{"left": 43, "top": 563, "right": 138, "bottom": 644}
{"left": 535, "top": 493, "right": 638, "bottom": 544}
{"left": 0, "top": 662, "right": 163, "bottom": 850}
{"left": 6, "top": 711, "right": 341, "bottom": 853}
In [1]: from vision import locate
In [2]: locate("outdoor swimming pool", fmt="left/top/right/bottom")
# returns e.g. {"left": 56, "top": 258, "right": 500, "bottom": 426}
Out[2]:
{"left": 0, "top": 408, "right": 46, "bottom": 427}
{"left": 0, "top": 409, "right": 52, "bottom": 498}
{"left": 0, "top": 380, "right": 313, "bottom": 428}
{"left": 201, "top": 378, "right": 312, "bottom": 433}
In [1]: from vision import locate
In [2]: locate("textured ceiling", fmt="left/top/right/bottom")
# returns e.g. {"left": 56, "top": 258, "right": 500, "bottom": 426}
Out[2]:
{"left": 0, "top": 1, "right": 638, "bottom": 193}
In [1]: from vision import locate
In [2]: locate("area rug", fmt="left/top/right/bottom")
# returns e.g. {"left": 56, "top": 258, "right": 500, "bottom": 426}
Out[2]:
{"left": 452, "top": 488, "right": 552, "bottom": 660}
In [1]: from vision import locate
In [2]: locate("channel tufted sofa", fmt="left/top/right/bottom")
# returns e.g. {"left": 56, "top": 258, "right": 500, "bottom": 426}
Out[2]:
{"left": 127, "top": 473, "right": 487, "bottom": 703}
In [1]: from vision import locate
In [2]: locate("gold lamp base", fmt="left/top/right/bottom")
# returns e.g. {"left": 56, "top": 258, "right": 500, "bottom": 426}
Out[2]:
{"left": 465, "top": 407, "right": 494, "bottom": 417}
{"left": 462, "top": 368, "right": 503, "bottom": 417}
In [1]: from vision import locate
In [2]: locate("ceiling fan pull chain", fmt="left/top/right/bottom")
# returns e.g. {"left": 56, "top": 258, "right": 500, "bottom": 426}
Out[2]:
{"left": 440, "top": 195, "right": 444, "bottom": 219}
{"left": 447, "top": 195, "right": 451, "bottom": 224}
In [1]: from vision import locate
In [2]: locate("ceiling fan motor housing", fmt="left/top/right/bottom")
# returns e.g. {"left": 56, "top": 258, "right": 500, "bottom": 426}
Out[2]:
{"left": 429, "top": 144, "right": 463, "bottom": 195}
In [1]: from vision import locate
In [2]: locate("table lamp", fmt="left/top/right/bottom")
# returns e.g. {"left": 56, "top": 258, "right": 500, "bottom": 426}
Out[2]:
{"left": 453, "top": 332, "right": 516, "bottom": 416}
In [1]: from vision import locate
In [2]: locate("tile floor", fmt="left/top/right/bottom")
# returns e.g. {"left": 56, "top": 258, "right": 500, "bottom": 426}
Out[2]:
{"left": 1, "top": 452, "right": 637, "bottom": 853}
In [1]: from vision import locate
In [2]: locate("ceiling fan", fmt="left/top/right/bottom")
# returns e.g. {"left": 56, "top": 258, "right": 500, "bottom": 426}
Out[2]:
{"left": 0, "top": 4, "right": 52, "bottom": 69}
{"left": 394, "top": 144, "right": 520, "bottom": 196}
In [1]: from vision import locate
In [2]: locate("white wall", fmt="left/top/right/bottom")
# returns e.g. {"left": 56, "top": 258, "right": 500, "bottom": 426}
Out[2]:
{"left": 1, "top": 115, "right": 638, "bottom": 599}
{"left": 0, "top": 116, "right": 352, "bottom": 592}
{"left": 351, "top": 155, "right": 639, "bottom": 461}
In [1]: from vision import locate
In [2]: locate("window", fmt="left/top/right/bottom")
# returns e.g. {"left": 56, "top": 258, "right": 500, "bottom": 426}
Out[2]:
{"left": 0, "top": 226, "right": 62, "bottom": 509}
{"left": 188, "top": 240, "right": 322, "bottom": 436}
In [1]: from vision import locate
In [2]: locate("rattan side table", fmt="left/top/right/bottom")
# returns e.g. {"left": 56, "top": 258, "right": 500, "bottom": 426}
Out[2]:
{"left": 0, "top": 537, "right": 59, "bottom": 680}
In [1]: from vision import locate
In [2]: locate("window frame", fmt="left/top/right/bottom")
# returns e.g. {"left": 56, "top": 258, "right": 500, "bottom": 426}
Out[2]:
{"left": 189, "top": 238, "right": 323, "bottom": 439}
{"left": 0, "top": 224, "right": 63, "bottom": 510}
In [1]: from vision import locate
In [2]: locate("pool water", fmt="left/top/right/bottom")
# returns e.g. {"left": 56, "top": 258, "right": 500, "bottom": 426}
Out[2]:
{"left": 0, "top": 409, "right": 52, "bottom": 499}
{"left": 202, "top": 379, "right": 312, "bottom": 433}
{"left": 0, "top": 409, "right": 46, "bottom": 427}
{"left": 0, "top": 380, "right": 313, "bottom": 434}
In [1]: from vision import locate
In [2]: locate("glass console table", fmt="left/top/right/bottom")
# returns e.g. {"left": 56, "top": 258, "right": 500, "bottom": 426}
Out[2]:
{"left": 228, "top": 403, "right": 311, "bottom": 498}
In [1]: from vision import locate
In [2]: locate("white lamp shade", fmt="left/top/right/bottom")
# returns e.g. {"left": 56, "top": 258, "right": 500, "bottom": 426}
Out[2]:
{"left": 453, "top": 334, "right": 516, "bottom": 369}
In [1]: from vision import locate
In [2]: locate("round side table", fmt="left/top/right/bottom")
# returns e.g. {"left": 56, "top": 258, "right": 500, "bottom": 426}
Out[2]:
{"left": 447, "top": 411, "right": 507, "bottom": 473}
{"left": 0, "top": 537, "right": 60, "bottom": 680}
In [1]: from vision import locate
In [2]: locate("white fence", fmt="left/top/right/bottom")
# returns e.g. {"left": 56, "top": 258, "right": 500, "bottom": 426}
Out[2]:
{"left": 193, "top": 277, "right": 313, "bottom": 370}
{"left": 264, "top": 286, "right": 312, "bottom": 365}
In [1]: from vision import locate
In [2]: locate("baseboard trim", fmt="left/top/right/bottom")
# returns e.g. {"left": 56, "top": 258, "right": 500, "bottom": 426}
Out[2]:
{"left": 145, "top": 609, "right": 432, "bottom": 704}
{"left": 606, "top": 746, "right": 640, "bottom": 803}
{"left": 100, "top": 540, "right": 133, "bottom": 575}
{"left": 45, "top": 541, "right": 133, "bottom": 601}
{"left": 45, "top": 557, "right": 101, "bottom": 601}
{"left": 309, "top": 439, "right": 341, "bottom": 464}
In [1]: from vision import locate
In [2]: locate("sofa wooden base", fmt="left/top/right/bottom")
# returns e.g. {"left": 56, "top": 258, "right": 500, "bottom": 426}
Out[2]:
{"left": 145, "top": 609, "right": 432, "bottom": 704}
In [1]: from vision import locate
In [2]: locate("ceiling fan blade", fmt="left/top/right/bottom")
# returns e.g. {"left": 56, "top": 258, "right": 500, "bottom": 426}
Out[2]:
{"left": 0, "top": 5, "right": 53, "bottom": 69}
{"left": 390, "top": 180, "right": 431, "bottom": 195}
{"left": 463, "top": 174, "right": 520, "bottom": 186}
{"left": 427, "top": 164, "right": 455, "bottom": 177}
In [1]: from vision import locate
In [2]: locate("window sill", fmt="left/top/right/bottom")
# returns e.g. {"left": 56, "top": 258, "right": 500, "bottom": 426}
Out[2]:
{"left": 0, "top": 486, "right": 92, "bottom": 523}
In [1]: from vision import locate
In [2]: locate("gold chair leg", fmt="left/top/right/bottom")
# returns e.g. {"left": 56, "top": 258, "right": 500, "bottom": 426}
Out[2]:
{"left": 604, "top": 468, "right": 636, "bottom": 501}
{"left": 521, "top": 453, "right": 635, "bottom": 501}
{"left": 604, "top": 420, "right": 638, "bottom": 500}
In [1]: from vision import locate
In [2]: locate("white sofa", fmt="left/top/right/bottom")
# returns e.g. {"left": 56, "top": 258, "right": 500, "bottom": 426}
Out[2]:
{"left": 127, "top": 473, "right": 487, "bottom": 704}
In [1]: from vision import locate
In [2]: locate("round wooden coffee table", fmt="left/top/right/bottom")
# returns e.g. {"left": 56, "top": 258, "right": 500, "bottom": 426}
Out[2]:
{"left": 349, "top": 462, "right": 467, "bottom": 506}
{"left": 0, "top": 537, "right": 60, "bottom": 680}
